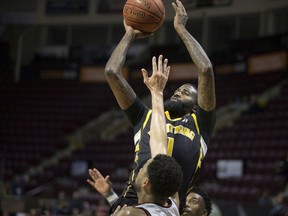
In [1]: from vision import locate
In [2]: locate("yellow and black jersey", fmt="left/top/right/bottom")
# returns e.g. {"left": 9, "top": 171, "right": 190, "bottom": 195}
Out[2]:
{"left": 118, "top": 97, "right": 215, "bottom": 212}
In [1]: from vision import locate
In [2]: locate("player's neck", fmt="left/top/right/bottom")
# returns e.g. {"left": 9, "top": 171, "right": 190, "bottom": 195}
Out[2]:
{"left": 169, "top": 112, "right": 191, "bottom": 119}
{"left": 138, "top": 193, "right": 166, "bottom": 206}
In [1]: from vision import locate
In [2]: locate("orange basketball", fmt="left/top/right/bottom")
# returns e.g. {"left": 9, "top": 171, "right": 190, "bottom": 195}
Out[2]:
{"left": 123, "top": 0, "right": 165, "bottom": 33}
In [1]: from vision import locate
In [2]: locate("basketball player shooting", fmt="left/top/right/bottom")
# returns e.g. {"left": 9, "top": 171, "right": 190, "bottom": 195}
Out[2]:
{"left": 104, "top": 0, "right": 216, "bottom": 214}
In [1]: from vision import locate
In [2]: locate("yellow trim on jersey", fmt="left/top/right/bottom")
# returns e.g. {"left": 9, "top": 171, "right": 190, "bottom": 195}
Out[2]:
{"left": 124, "top": 153, "right": 138, "bottom": 197}
{"left": 196, "top": 145, "right": 203, "bottom": 169}
{"left": 143, "top": 110, "right": 152, "bottom": 127}
{"left": 135, "top": 143, "right": 139, "bottom": 152}
{"left": 167, "top": 137, "right": 174, "bottom": 156}
{"left": 165, "top": 111, "right": 183, "bottom": 121}
{"left": 124, "top": 110, "right": 152, "bottom": 198}
{"left": 131, "top": 147, "right": 139, "bottom": 181}
{"left": 188, "top": 145, "right": 203, "bottom": 190}
{"left": 191, "top": 113, "right": 200, "bottom": 134}
{"left": 123, "top": 184, "right": 131, "bottom": 197}
{"left": 131, "top": 166, "right": 136, "bottom": 180}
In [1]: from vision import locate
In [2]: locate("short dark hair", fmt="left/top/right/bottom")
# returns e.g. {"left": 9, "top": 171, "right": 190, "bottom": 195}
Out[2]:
{"left": 189, "top": 186, "right": 212, "bottom": 215}
{"left": 147, "top": 154, "right": 183, "bottom": 199}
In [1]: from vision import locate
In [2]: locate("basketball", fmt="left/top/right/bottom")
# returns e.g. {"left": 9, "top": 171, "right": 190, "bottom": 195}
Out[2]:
{"left": 123, "top": 0, "right": 165, "bottom": 33}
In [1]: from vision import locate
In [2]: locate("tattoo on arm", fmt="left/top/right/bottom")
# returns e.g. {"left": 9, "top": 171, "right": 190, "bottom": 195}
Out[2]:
{"left": 177, "top": 27, "right": 216, "bottom": 111}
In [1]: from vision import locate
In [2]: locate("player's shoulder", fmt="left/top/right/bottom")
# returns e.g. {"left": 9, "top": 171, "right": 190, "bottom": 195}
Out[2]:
{"left": 117, "top": 206, "right": 148, "bottom": 216}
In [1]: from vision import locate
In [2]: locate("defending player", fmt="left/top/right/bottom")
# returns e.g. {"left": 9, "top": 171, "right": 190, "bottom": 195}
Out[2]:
{"left": 89, "top": 55, "right": 182, "bottom": 215}
{"left": 87, "top": 173, "right": 212, "bottom": 216}
{"left": 104, "top": 0, "right": 216, "bottom": 213}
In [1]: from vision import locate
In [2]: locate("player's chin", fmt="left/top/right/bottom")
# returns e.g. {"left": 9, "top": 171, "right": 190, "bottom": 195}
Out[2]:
{"left": 181, "top": 208, "right": 192, "bottom": 216}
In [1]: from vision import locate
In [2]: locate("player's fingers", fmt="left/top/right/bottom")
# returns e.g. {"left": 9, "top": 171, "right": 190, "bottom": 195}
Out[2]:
{"left": 105, "top": 175, "right": 110, "bottom": 182}
{"left": 172, "top": 2, "right": 179, "bottom": 13}
{"left": 142, "top": 69, "right": 148, "bottom": 83}
{"left": 114, "top": 205, "right": 122, "bottom": 213}
{"left": 165, "top": 66, "right": 171, "bottom": 78}
{"left": 88, "top": 169, "right": 97, "bottom": 179}
{"left": 152, "top": 56, "right": 157, "bottom": 73}
{"left": 94, "top": 168, "right": 104, "bottom": 179}
{"left": 183, "top": 6, "right": 187, "bottom": 15}
{"left": 87, "top": 179, "right": 95, "bottom": 187}
{"left": 181, "top": 5, "right": 187, "bottom": 16}
{"left": 158, "top": 55, "right": 163, "bottom": 73}
{"left": 164, "top": 66, "right": 170, "bottom": 77}
{"left": 163, "top": 58, "right": 168, "bottom": 71}
{"left": 89, "top": 169, "right": 98, "bottom": 180}
{"left": 120, "top": 205, "right": 127, "bottom": 211}
{"left": 177, "top": 0, "right": 187, "bottom": 14}
{"left": 106, "top": 175, "right": 112, "bottom": 184}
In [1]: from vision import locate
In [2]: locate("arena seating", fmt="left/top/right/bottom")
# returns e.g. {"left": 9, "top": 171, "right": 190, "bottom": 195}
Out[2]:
{"left": 1, "top": 67, "right": 287, "bottom": 206}
{"left": 199, "top": 81, "right": 288, "bottom": 203}
{"left": 0, "top": 81, "right": 116, "bottom": 184}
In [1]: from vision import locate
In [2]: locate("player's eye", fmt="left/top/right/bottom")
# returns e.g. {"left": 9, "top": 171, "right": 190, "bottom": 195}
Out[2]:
{"left": 192, "top": 200, "right": 198, "bottom": 204}
{"left": 182, "top": 90, "right": 189, "bottom": 96}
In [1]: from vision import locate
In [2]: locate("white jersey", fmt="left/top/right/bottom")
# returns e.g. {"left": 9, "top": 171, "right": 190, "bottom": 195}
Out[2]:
{"left": 135, "top": 198, "right": 180, "bottom": 216}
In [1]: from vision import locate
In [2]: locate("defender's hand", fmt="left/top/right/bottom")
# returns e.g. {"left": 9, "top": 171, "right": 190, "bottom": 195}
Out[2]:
{"left": 142, "top": 55, "right": 170, "bottom": 93}
{"left": 110, "top": 204, "right": 127, "bottom": 216}
{"left": 87, "top": 168, "right": 112, "bottom": 196}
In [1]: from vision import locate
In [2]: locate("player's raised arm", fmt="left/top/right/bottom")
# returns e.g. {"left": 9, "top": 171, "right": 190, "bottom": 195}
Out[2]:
{"left": 172, "top": 0, "right": 216, "bottom": 112}
{"left": 105, "top": 21, "right": 151, "bottom": 110}
{"left": 142, "top": 55, "right": 170, "bottom": 157}
{"left": 142, "top": 55, "right": 181, "bottom": 208}
{"left": 104, "top": 22, "right": 136, "bottom": 110}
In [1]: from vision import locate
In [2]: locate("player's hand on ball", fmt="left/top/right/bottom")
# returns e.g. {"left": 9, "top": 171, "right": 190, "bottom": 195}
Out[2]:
{"left": 123, "top": 20, "right": 153, "bottom": 38}
{"left": 123, "top": 0, "right": 165, "bottom": 33}
{"left": 172, "top": 0, "right": 188, "bottom": 29}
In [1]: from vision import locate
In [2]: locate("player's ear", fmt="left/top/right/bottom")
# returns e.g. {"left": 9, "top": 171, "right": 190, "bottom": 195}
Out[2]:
{"left": 202, "top": 209, "right": 208, "bottom": 216}
{"left": 143, "top": 178, "right": 152, "bottom": 193}
{"left": 143, "top": 177, "right": 149, "bottom": 186}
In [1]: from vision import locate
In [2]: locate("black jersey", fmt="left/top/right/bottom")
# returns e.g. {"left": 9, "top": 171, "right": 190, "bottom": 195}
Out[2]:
{"left": 121, "top": 97, "right": 215, "bottom": 212}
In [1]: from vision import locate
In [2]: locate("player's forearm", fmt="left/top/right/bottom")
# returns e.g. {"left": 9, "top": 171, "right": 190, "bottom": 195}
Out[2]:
{"left": 176, "top": 26, "right": 212, "bottom": 75}
{"left": 150, "top": 91, "right": 167, "bottom": 157}
{"left": 105, "top": 30, "right": 136, "bottom": 76}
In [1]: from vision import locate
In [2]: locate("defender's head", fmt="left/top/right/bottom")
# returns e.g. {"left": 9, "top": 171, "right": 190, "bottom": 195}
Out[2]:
{"left": 182, "top": 186, "right": 212, "bottom": 216}
{"left": 135, "top": 154, "right": 183, "bottom": 201}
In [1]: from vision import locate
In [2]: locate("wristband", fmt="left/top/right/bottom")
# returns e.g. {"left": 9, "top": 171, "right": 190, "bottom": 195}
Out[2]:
{"left": 104, "top": 189, "right": 119, "bottom": 206}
